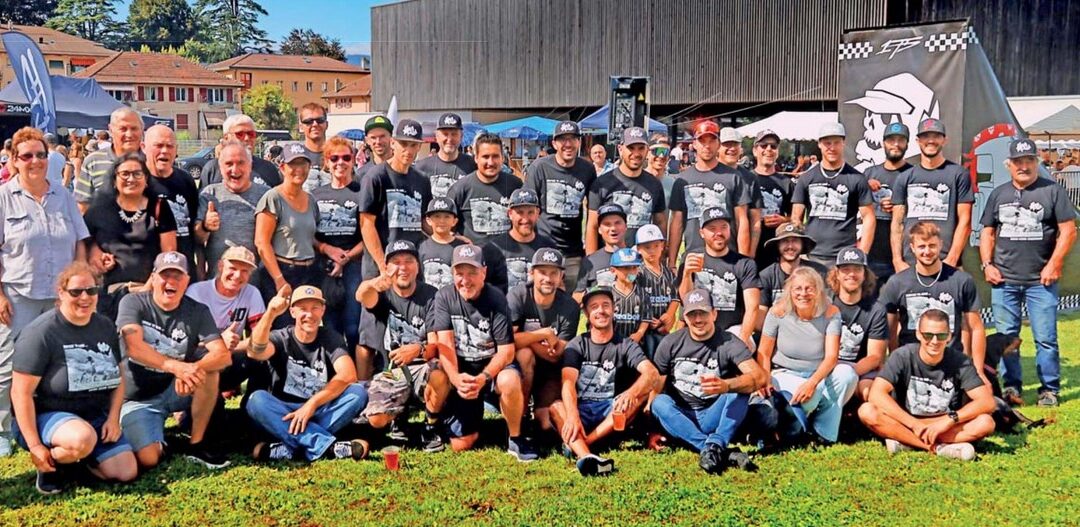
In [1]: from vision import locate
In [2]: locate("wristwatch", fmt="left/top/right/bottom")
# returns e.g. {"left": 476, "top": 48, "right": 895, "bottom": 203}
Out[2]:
{"left": 980, "top": 261, "right": 992, "bottom": 271}
{"left": 479, "top": 371, "right": 492, "bottom": 385}
{"left": 947, "top": 410, "right": 959, "bottom": 423}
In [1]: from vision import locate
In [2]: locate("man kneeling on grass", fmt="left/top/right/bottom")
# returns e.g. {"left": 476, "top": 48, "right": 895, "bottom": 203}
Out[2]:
{"left": 858, "top": 308, "right": 995, "bottom": 461}
{"left": 246, "top": 286, "right": 370, "bottom": 462}
{"left": 651, "top": 288, "right": 768, "bottom": 474}
{"left": 550, "top": 286, "right": 658, "bottom": 476}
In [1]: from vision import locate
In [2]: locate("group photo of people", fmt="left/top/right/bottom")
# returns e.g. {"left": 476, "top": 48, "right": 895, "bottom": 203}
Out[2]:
{"left": 0, "top": 100, "right": 1074, "bottom": 496}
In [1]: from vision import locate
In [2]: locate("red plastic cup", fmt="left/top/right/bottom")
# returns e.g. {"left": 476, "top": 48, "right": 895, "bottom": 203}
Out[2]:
{"left": 612, "top": 410, "right": 627, "bottom": 431}
{"left": 382, "top": 446, "right": 400, "bottom": 471}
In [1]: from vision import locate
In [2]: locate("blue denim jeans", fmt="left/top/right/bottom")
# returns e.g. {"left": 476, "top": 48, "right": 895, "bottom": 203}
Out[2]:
{"left": 323, "top": 259, "right": 363, "bottom": 349}
{"left": 650, "top": 392, "right": 749, "bottom": 452}
{"left": 992, "top": 282, "right": 1060, "bottom": 394}
{"left": 245, "top": 384, "right": 368, "bottom": 461}
{"left": 771, "top": 364, "right": 858, "bottom": 443}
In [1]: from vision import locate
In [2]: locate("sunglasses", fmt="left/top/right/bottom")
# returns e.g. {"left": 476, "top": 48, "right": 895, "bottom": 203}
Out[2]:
{"left": 329, "top": 154, "right": 354, "bottom": 163}
{"left": 65, "top": 286, "right": 100, "bottom": 297}
{"left": 301, "top": 117, "right": 328, "bottom": 125}
{"left": 921, "top": 331, "right": 950, "bottom": 342}
{"left": 651, "top": 147, "right": 671, "bottom": 157}
{"left": 16, "top": 151, "right": 49, "bottom": 161}
{"left": 232, "top": 130, "right": 256, "bottom": 140}
{"left": 756, "top": 143, "right": 779, "bottom": 150}
{"left": 117, "top": 170, "right": 146, "bottom": 180}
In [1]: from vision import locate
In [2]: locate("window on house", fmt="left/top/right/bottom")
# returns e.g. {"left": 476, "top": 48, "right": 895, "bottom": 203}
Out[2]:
{"left": 292, "top": 81, "right": 298, "bottom": 91}
{"left": 107, "top": 90, "right": 130, "bottom": 102}
{"left": 321, "top": 82, "right": 328, "bottom": 92}
{"left": 306, "top": 82, "right": 313, "bottom": 92}
{"left": 174, "top": 87, "right": 188, "bottom": 102}
{"left": 145, "top": 87, "right": 159, "bottom": 102}
{"left": 48, "top": 60, "right": 64, "bottom": 71}
{"left": 208, "top": 88, "right": 227, "bottom": 104}
{"left": 176, "top": 114, "right": 189, "bottom": 130}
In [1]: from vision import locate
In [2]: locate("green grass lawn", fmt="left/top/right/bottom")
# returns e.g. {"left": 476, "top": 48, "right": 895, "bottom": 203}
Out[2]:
{"left": 3, "top": 318, "right": 1079, "bottom": 527}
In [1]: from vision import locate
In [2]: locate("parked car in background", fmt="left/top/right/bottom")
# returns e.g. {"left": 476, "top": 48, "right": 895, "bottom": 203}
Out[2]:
{"left": 177, "top": 146, "right": 215, "bottom": 180}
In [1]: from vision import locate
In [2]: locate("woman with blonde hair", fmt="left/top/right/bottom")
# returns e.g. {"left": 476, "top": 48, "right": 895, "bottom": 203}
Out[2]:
{"left": 63, "top": 141, "right": 86, "bottom": 190}
{"left": 757, "top": 266, "right": 857, "bottom": 443}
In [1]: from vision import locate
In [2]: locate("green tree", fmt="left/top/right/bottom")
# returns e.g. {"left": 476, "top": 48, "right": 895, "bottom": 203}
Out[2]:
{"left": 242, "top": 84, "right": 296, "bottom": 132}
{"left": 185, "top": 0, "right": 271, "bottom": 63}
{"left": 0, "top": 0, "right": 58, "bottom": 26}
{"left": 278, "top": 28, "right": 346, "bottom": 61}
{"left": 125, "top": 0, "right": 196, "bottom": 51}
{"left": 45, "top": 0, "right": 121, "bottom": 46}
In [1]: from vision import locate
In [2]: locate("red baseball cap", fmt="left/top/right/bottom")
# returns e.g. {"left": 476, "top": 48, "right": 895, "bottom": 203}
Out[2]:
{"left": 694, "top": 121, "right": 719, "bottom": 139}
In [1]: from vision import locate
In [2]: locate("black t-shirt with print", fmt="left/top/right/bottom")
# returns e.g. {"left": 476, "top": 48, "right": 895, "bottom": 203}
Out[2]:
{"left": 357, "top": 163, "right": 432, "bottom": 275}
{"left": 446, "top": 171, "right": 523, "bottom": 246}
{"left": 587, "top": 167, "right": 667, "bottom": 246}
{"left": 678, "top": 251, "right": 761, "bottom": 329}
{"left": 362, "top": 282, "right": 437, "bottom": 358}
{"left": 668, "top": 164, "right": 751, "bottom": 254}
{"left": 878, "top": 264, "right": 981, "bottom": 351}
{"left": 791, "top": 163, "right": 872, "bottom": 260}
{"left": 833, "top": 296, "right": 889, "bottom": 362}
{"left": 85, "top": 194, "right": 178, "bottom": 286}
{"left": 506, "top": 283, "right": 580, "bottom": 342}
{"left": 754, "top": 171, "right": 794, "bottom": 259}
{"left": 266, "top": 327, "right": 351, "bottom": 404}
{"left": 863, "top": 163, "right": 911, "bottom": 265}
{"left": 757, "top": 261, "right": 828, "bottom": 308}
{"left": 524, "top": 156, "right": 597, "bottom": 257}
{"left": 418, "top": 237, "right": 466, "bottom": 291}
{"left": 562, "top": 333, "right": 646, "bottom": 401}
{"left": 312, "top": 181, "right": 363, "bottom": 250}
{"left": 13, "top": 310, "right": 122, "bottom": 416}
{"left": 892, "top": 160, "right": 974, "bottom": 263}
{"left": 979, "top": 177, "right": 1077, "bottom": 285}
{"left": 574, "top": 248, "right": 616, "bottom": 293}
{"left": 116, "top": 292, "right": 221, "bottom": 400}
{"left": 429, "top": 283, "right": 513, "bottom": 373}
{"left": 653, "top": 328, "right": 752, "bottom": 410}
{"left": 485, "top": 232, "right": 557, "bottom": 291}
{"left": 879, "top": 343, "right": 985, "bottom": 417}
{"left": 201, "top": 156, "right": 283, "bottom": 189}
{"left": 414, "top": 154, "right": 478, "bottom": 199}
{"left": 148, "top": 169, "right": 199, "bottom": 268}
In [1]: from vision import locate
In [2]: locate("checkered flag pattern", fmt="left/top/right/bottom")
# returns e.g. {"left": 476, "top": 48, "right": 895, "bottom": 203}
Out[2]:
{"left": 924, "top": 26, "right": 980, "bottom": 53}
{"left": 979, "top": 294, "right": 1080, "bottom": 325}
{"left": 838, "top": 41, "right": 873, "bottom": 61}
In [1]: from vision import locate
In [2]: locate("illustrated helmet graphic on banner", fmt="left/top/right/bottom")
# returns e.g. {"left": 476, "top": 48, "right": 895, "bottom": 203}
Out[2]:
{"left": 845, "top": 73, "right": 940, "bottom": 171}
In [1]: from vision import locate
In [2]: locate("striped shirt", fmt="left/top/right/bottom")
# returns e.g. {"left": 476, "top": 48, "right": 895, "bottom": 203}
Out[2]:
{"left": 73, "top": 148, "right": 119, "bottom": 204}
{"left": 612, "top": 283, "right": 647, "bottom": 340}
{"left": 639, "top": 264, "right": 679, "bottom": 320}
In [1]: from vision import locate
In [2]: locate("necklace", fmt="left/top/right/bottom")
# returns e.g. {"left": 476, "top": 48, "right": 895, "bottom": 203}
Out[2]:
{"left": 118, "top": 207, "right": 146, "bottom": 224}
{"left": 821, "top": 166, "right": 842, "bottom": 179}
{"left": 915, "top": 265, "right": 943, "bottom": 288}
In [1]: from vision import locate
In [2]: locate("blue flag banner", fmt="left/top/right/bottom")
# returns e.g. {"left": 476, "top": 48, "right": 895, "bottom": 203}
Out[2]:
{"left": 2, "top": 31, "right": 57, "bottom": 133}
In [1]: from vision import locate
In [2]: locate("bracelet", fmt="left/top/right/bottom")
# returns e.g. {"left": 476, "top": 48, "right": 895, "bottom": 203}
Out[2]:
{"left": 251, "top": 341, "right": 268, "bottom": 354}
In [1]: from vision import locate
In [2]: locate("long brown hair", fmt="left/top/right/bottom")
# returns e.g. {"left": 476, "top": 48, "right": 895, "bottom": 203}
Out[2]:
{"left": 827, "top": 265, "right": 877, "bottom": 298}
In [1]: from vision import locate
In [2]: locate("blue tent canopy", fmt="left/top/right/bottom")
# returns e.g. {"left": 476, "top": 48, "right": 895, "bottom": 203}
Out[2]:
{"left": 0, "top": 75, "right": 172, "bottom": 129}
{"left": 338, "top": 129, "right": 365, "bottom": 140}
{"left": 578, "top": 104, "right": 667, "bottom": 135}
{"left": 481, "top": 116, "right": 562, "bottom": 139}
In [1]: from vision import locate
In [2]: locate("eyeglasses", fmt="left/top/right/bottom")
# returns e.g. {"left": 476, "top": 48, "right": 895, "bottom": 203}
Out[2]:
{"left": 329, "top": 154, "right": 354, "bottom": 163}
{"left": 921, "top": 331, "right": 950, "bottom": 342}
{"left": 117, "top": 170, "right": 146, "bottom": 180}
{"left": 300, "top": 117, "right": 327, "bottom": 126}
{"left": 16, "top": 151, "right": 48, "bottom": 161}
{"left": 65, "top": 286, "right": 100, "bottom": 297}
{"left": 651, "top": 147, "right": 671, "bottom": 157}
{"left": 232, "top": 130, "right": 257, "bottom": 140}
{"left": 757, "top": 143, "right": 779, "bottom": 150}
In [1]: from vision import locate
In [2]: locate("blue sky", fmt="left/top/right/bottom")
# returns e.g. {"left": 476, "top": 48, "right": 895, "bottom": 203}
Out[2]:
{"left": 117, "top": 0, "right": 394, "bottom": 55}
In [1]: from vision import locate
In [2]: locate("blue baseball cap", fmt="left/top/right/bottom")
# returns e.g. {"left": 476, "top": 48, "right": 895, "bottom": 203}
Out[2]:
{"left": 610, "top": 247, "right": 643, "bottom": 267}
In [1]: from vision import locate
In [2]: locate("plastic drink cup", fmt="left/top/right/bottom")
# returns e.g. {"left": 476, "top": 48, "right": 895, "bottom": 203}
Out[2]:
{"left": 383, "top": 446, "right": 400, "bottom": 471}
{"left": 612, "top": 410, "right": 627, "bottom": 431}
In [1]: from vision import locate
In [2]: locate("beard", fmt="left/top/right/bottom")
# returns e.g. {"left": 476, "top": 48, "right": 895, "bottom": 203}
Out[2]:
{"left": 885, "top": 149, "right": 906, "bottom": 163}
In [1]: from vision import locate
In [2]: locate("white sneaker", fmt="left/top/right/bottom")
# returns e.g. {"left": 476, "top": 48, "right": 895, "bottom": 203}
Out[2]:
{"left": 0, "top": 436, "right": 12, "bottom": 457}
{"left": 885, "top": 438, "right": 915, "bottom": 454}
{"left": 934, "top": 442, "right": 976, "bottom": 461}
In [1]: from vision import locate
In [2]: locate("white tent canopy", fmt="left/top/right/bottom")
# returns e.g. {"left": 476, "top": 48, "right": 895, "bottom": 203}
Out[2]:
{"left": 736, "top": 111, "right": 838, "bottom": 142}
{"left": 1008, "top": 95, "right": 1080, "bottom": 128}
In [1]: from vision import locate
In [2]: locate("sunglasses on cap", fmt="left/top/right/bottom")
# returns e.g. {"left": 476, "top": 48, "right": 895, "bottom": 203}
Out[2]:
{"left": 300, "top": 117, "right": 328, "bottom": 125}
{"left": 921, "top": 331, "right": 950, "bottom": 342}
{"left": 16, "top": 151, "right": 48, "bottom": 161}
{"left": 65, "top": 286, "right": 100, "bottom": 297}
{"left": 329, "top": 154, "right": 354, "bottom": 163}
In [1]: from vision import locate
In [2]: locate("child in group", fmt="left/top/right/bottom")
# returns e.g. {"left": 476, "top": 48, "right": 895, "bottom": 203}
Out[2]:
{"left": 608, "top": 247, "right": 650, "bottom": 344}
{"left": 417, "top": 198, "right": 465, "bottom": 290}
{"left": 634, "top": 224, "right": 680, "bottom": 359}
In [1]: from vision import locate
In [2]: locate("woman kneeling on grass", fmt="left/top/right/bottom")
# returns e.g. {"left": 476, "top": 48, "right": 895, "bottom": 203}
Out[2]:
{"left": 10, "top": 262, "right": 138, "bottom": 494}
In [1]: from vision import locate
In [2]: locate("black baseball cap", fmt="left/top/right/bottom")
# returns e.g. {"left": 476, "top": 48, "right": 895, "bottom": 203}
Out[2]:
{"left": 597, "top": 203, "right": 627, "bottom": 221}
{"left": 1008, "top": 137, "right": 1038, "bottom": 159}
{"left": 451, "top": 244, "right": 484, "bottom": 268}
{"left": 364, "top": 115, "right": 393, "bottom": 134}
{"left": 393, "top": 119, "right": 424, "bottom": 143}
{"left": 835, "top": 246, "right": 868, "bottom": 267}
{"left": 509, "top": 188, "right": 540, "bottom": 209}
{"left": 553, "top": 121, "right": 581, "bottom": 138}
{"left": 580, "top": 286, "right": 614, "bottom": 307}
{"left": 700, "top": 206, "right": 731, "bottom": 227}
{"left": 385, "top": 240, "right": 419, "bottom": 263}
{"left": 425, "top": 197, "right": 458, "bottom": 217}
{"left": 531, "top": 247, "right": 565, "bottom": 269}
{"left": 437, "top": 112, "right": 463, "bottom": 130}
{"left": 682, "top": 288, "right": 713, "bottom": 314}
{"left": 917, "top": 118, "right": 946, "bottom": 136}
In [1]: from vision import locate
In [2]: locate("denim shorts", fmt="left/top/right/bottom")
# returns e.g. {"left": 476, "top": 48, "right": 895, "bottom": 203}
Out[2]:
{"left": 119, "top": 385, "right": 192, "bottom": 451}
{"left": 13, "top": 410, "right": 132, "bottom": 466}
{"left": 577, "top": 399, "right": 614, "bottom": 431}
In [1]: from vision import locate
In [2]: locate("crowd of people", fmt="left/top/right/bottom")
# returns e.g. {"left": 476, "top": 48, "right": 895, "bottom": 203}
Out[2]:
{"left": 0, "top": 103, "right": 1074, "bottom": 495}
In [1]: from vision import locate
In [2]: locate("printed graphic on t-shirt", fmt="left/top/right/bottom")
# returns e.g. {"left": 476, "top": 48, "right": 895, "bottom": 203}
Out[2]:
{"left": 696, "top": 270, "right": 738, "bottom": 311}
{"left": 905, "top": 375, "right": 956, "bottom": 416}
{"left": 840, "top": 322, "right": 865, "bottom": 362}
{"left": 64, "top": 342, "right": 120, "bottom": 392}
{"left": 507, "top": 258, "right": 529, "bottom": 289}
{"left": 302, "top": 169, "right": 330, "bottom": 194}
{"left": 904, "top": 292, "right": 956, "bottom": 331}
{"left": 808, "top": 183, "right": 850, "bottom": 220}
{"left": 685, "top": 184, "right": 728, "bottom": 221}
{"left": 138, "top": 322, "right": 188, "bottom": 372}
{"left": 387, "top": 189, "right": 422, "bottom": 230}
{"left": 317, "top": 199, "right": 358, "bottom": 236}
{"left": 470, "top": 199, "right": 511, "bottom": 234}
{"left": 423, "top": 260, "right": 453, "bottom": 290}
{"left": 578, "top": 360, "right": 617, "bottom": 400}
{"left": 610, "top": 191, "right": 653, "bottom": 228}
{"left": 284, "top": 355, "right": 327, "bottom": 399}
{"left": 595, "top": 268, "right": 616, "bottom": 288}
{"left": 998, "top": 202, "right": 1046, "bottom": 241}
{"left": 907, "top": 183, "right": 950, "bottom": 221}
{"left": 451, "top": 316, "right": 495, "bottom": 361}
{"left": 672, "top": 356, "right": 718, "bottom": 399}
{"left": 763, "top": 188, "right": 784, "bottom": 216}
{"left": 252, "top": 175, "right": 269, "bottom": 187}
{"left": 546, "top": 179, "right": 586, "bottom": 217}
{"left": 430, "top": 174, "right": 458, "bottom": 200}
{"left": 385, "top": 311, "right": 425, "bottom": 351}
{"left": 169, "top": 196, "right": 191, "bottom": 237}
{"left": 872, "top": 186, "right": 893, "bottom": 220}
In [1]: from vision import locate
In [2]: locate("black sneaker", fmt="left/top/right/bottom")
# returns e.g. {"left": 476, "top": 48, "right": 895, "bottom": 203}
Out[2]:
{"left": 698, "top": 444, "right": 726, "bottom": 475}
{"left": 36, "top": 469, "right": 64, "bottom": 495}
{"left": 723, "top": 448, "right": 758, "bottom": 472}
{"left": 330, "top": 439, "right": 369, "bottom": 460}
{"left": 388, "top": 419, "right": 408, "bottom": 442}
{"left": 186, "top": 442, "right": 230, "bottom": 469}
{"left": 253, "top": 442, "right": 294, "bottom": 461}
{"left": 576, "top": 454, "right": 615, "bottom": 477}
{"left": 507, "top": 436, "right": 538, "bottom": 462}
{"left": 421, "top": 423, "right": 445, "bottom": 453}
